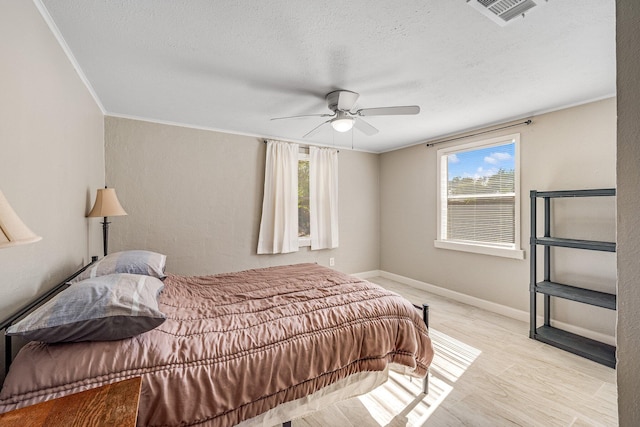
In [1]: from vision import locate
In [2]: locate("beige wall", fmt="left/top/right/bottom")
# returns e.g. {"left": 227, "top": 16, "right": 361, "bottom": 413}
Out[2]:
{"left": 105, "top": 117, "right": 380, "bottom": 275}
{"left": 616, "top": 0, "right": 640, "bottom": 424}
{"left": 380, "top": 98, "right": 617, "bottom": 338}
{"left": 0, "top": 0, "right": 104, "bottom": 325}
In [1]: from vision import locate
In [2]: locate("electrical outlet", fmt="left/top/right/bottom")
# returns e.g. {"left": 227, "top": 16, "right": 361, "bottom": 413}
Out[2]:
{"left": 329, "top": 257, "right": 335, "bottom": 266}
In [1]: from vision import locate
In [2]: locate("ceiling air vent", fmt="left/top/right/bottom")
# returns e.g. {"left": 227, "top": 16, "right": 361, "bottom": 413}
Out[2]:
{"left": 468, "top": 0, "right": 546, "bottom": 26}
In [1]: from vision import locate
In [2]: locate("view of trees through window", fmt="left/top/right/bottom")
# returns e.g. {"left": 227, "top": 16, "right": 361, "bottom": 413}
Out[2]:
{"left": 298, "top": 160, "right": 310, "bottom": 237}
{"left": 448, "top": 168, "right": 515, "bottom": 195}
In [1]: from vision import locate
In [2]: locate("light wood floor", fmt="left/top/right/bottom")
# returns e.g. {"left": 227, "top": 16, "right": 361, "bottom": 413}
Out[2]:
{"left": 294, "top": 277, "right": 618, "bottom": 427}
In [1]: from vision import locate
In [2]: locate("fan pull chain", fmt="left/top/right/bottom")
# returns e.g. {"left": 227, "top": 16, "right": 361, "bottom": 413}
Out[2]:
{"left": 351, "top": 127, "right": 354, "bottom": 150}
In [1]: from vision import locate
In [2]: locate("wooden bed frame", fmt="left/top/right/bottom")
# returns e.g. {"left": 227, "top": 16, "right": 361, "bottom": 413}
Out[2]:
{"left": 0, "top": 258, "right": 430, "bottom": 425}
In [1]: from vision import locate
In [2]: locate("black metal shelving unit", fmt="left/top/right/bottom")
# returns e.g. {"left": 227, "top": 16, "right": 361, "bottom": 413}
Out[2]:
{"left": 529, "top": 188, "right": 616, "bottom": 368}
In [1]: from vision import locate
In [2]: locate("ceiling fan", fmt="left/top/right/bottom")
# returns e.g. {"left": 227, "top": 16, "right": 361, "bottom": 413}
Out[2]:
{"left": 270, "top": 90, "right": 420, "bottom": 138}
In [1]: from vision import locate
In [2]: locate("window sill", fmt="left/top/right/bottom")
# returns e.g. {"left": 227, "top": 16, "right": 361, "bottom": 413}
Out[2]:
{"left": 434, "top": 240, "right": 525, "bottom": 260}
{"left": 299, "top": 237, "right": 311, "bottom": 247}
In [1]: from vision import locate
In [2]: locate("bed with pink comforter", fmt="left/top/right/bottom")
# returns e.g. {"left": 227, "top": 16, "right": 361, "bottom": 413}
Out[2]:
{"left": 0, "top": 263, "right": 433, "bottom": 426}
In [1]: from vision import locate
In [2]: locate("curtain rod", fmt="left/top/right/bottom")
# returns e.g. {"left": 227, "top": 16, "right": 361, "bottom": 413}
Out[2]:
{"left": 262, "top": 139, "right": 339, "bottom": 152}
{"left": 425, "top": 119, "right": 532, "bottom": 148}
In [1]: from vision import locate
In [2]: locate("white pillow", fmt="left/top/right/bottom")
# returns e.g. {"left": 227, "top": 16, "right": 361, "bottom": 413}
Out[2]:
{"left": 7, "top": 273, "right": 166, "bottom": 343}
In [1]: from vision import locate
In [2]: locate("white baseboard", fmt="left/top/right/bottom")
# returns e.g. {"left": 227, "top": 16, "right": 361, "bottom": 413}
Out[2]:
{"left": 376, "top": 270, "right": 616, "bottom": 347}
{"left": 351, "top": 270, "right": 382, "bottom": 279}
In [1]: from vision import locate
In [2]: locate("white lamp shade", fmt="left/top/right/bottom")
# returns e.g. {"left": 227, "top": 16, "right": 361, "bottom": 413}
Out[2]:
{"left": 88, "top": 188, "right": 127, "bottom": 218}
{"left": 0, "top": 190, "right": 42, "bottom": 249}
{"left": 331, "top": 117, "right": 354, "bottom": 132}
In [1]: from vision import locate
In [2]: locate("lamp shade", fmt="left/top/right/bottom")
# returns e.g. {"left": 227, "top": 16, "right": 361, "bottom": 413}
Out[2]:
{"left": 0, "top": 190, "right": 42, "bottom": 249}
{"left": 88, "top": 188, "right": 127, "bottom": 218}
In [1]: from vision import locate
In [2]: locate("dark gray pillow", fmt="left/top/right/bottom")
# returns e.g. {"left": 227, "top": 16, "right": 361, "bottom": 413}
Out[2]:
{"left": 6, "top": 273, "right": 166, "bottom": 343}
{"left": 71, "top": 250, "right": 167, "bottom": 283}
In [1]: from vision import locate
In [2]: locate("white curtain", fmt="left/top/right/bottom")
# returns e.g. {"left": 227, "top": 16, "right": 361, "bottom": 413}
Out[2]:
{"left": 257, "top": 140, "right": 299, "bottom": 254}
{"left": 309, "top": 146, "right": 339, "bottom": 250}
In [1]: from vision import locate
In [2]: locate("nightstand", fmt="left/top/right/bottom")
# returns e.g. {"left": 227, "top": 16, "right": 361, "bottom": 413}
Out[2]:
{"left": 0, "top": 376, "right": 142, "bottom": 426}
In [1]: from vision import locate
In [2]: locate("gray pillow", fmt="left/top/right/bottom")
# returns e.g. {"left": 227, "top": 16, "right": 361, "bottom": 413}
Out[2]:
{"left": 71, "top": 250, "right": 167, "bottom": 283}
{"left": 6, "top": 273, "right": 166, "bottom": 343}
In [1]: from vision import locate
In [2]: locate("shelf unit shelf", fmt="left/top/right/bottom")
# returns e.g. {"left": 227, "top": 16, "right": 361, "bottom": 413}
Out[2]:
{"left": 533, "top": 237, "right": 616, "bottom": 252}
{"left": 533, "top": 188, "right": 616, "bottom": 198}
{"left": 535, "top": 281, "right": 616, "bottom": 310}
{"left": 534, "top": 325, "right": 616, "bottom": 368}
{"left": 530, "top": 188, "right": 616, "bottom": 368}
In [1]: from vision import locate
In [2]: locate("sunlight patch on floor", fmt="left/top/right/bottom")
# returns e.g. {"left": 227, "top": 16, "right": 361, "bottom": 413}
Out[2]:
{"left": 429, "top": 328, "right": 482, "bottom": 383}
{"left": 356, "top": 328, "right": 481, "bottom": 426}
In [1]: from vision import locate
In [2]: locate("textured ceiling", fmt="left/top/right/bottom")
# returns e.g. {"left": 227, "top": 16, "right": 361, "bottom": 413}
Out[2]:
{"left": 39, "top": 0, "right": 616, "bottom": 152}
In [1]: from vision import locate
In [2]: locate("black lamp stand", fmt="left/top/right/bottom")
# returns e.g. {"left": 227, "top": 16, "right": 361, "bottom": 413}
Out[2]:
{"left": 101, "top": 216, "right": 110, "bottom": 257}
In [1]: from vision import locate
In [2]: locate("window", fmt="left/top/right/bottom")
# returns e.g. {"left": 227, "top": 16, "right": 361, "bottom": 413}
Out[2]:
{"left": 258, "top": 141, "right": 338, "bottom": 254}
{"left": 435, "top": 134, "right": 524, "bottom": 259}
{"left": 298, "top": 153, "right": 311, "bottom": 245}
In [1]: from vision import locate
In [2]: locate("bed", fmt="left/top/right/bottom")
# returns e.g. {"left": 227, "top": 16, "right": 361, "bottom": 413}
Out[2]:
{"left": 0, "top": 255, "right": 433, "bottom": 426}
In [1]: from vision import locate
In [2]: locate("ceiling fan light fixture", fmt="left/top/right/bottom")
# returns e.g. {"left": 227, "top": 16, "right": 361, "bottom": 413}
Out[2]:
{"left": 273, "top": 90, "right": 418, "bottom": 138}
{"left": 331, "top": 117, "right": 354, "bottom": 132}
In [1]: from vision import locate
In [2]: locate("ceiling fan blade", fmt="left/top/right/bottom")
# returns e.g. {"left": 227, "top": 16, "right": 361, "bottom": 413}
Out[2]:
{"left": 337, "top": 91, "right": 360, "bottom": 111}
{"left": 353, "top": 117, "right": 379, "bottom": 136}
{"left": 271, "top": 113, "right": 334, "bottom": 121}
{"left": 356, "top": 105, "right": 420, "bottom": 116}
{"left": 303, "top": 120, "right": 331, "bottom": 138}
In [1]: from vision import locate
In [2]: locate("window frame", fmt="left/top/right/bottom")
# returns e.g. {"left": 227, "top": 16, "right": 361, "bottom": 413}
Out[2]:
{"left": 434, "top": 133, "right": 525, "bottom": 260}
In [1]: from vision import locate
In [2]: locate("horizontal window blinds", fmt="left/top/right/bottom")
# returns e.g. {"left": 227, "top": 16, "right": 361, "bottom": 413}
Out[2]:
{"left": 446, "top": 196, "right": 515, "bottom": 244}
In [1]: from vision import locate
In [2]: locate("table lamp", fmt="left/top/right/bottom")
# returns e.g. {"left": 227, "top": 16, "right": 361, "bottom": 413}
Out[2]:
{"left": 88, "top": 187, "right": 127, "bottom": 256}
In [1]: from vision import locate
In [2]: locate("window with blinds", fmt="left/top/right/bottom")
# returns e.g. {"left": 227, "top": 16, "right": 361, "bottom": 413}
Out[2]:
{"left": 435, "top": 134, "right": 524, "bottom": 259}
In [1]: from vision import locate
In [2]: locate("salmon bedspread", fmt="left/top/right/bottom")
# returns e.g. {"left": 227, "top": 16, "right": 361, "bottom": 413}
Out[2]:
{"left": 0, "top": 263, "right": 433, "bottom": 426}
